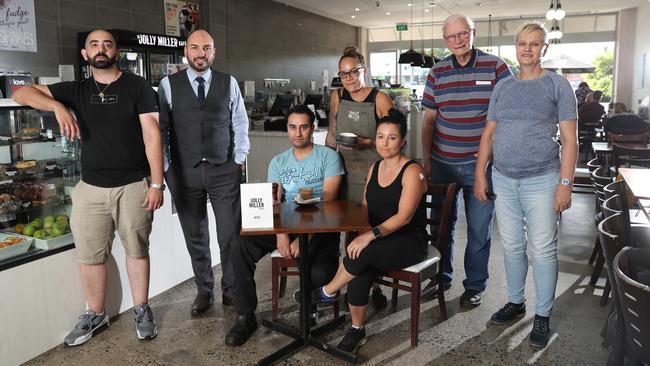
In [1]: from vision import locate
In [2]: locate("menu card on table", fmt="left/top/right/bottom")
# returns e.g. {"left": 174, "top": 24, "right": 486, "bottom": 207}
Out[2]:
{"left": 240, "top": 183, "right": 274, "bottom": 229}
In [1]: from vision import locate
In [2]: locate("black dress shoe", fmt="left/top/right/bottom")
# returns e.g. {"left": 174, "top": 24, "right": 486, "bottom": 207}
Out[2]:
{"left": 225, "top": 313, "right": 258, "bottom": 346}
{"left": 222, "top": 294, "right": 234, "bottom": 307}
{"left": 191, "top": 292, "right": 214, "bottom": 316}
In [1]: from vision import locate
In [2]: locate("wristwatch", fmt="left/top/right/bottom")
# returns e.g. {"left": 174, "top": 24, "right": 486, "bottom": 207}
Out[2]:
{"left": 150, "top": 182, "right": 166, "bottom": 192}
{"left": 559, "top": 178, "right": 572, "bottom": 186}
{"left": 371, "top": 226, "right": 382, "bottom": 239}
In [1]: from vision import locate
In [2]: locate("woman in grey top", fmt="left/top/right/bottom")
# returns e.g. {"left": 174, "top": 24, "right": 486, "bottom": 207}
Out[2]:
{"left": 474, "top": 23, "right": 578, "bottom": 348}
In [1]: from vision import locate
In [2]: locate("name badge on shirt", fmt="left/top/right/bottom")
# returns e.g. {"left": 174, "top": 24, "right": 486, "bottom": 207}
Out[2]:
{"left": 90, "top": 94, "right": 118, "bottom": 104}
{"left": 476, "top": 80, "right": 492, "bottom": 85}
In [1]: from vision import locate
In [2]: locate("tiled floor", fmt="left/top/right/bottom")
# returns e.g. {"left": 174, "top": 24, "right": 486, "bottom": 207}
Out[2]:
{"left": 26, "top": 193, "right": 610, "bottom": 365}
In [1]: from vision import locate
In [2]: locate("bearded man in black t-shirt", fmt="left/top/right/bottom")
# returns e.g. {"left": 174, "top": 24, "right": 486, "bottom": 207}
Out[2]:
{"left": 12, "top": 29, "right": 164, "bottom": 346}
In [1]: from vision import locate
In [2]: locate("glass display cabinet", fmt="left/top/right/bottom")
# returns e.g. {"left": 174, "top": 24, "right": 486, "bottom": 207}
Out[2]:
{"left": 0, "top": 99, "right": 80, "bottom": 269}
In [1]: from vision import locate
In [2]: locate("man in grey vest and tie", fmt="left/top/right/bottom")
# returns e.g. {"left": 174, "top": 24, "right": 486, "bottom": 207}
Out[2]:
{"left": 158, "top": 29, "right": 250, "bottom": 315}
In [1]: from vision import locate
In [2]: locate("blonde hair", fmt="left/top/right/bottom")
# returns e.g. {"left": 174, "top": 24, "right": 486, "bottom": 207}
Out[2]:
{"left": 515, "top": 23, "right": 549, "bottom": 44}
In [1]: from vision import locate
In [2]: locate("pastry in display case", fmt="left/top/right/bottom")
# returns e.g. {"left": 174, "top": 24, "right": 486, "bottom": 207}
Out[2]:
{"left": 0, "top": 99, "right": 80, "bottom": 263}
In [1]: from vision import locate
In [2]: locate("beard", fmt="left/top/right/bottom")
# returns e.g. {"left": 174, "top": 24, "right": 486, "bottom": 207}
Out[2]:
{"left": 188, "top": 56, "right": 213, "bottom": 72}
{"left": 88, "top": 53, "right": 117, "bottom": 69}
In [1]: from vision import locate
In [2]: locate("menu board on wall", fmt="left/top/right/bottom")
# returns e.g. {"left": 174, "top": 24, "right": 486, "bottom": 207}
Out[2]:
{"left": 164, "top": 0, "right": 200, "bottom": 39}
{"left": 0, "top": 0, "right": 37, "bottom": 52}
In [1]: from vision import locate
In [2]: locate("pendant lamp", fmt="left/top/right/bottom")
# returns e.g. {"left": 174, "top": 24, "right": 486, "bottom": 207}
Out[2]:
{"left": 399, "top": 2, "right": 425, "bottom": 66}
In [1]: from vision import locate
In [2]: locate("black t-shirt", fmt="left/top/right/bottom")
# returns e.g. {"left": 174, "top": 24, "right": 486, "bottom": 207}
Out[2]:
{"left": 48, "top": 73, "right": 158, "bottom": 187}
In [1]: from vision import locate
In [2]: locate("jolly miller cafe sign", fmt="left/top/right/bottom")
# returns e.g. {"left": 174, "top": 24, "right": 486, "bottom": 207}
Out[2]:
{"left": 0, "top": 0, "right": 37, "bottom": 52}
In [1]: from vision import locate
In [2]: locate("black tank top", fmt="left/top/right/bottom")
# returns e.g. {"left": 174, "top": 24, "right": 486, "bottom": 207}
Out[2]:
{"left": 340, "top": 87, "right": 381, "bottom": 124}
{"left": 365, "top": 159, "right": 427, "bottom": 238}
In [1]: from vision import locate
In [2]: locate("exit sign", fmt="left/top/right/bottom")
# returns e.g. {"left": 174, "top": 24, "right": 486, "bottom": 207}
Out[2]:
{"left": 396, "top": 23, "right": 408, "bottom": 31}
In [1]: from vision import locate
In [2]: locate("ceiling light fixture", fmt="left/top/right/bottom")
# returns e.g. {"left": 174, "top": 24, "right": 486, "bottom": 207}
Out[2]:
{"left": 546, "top": 0, "right": 566, "bottom": 21}
{"left": 386, "top": 12, "right": 391, "bottom": 15}
{"left": 398, "top": 0, "right": 425, "bottom": 66}
{"left": 351, "top": 15, "right": 356, "bottom": 18}
{"left": 355, "top": 8, "right": 360, "bottom": 11}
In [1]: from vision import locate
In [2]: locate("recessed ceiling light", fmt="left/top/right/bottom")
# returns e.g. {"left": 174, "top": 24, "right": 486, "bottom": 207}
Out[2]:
{"left": 408, "top": 3, "right": 413, "bottom": 6}
{"left": 425, "top": 9, "right": 429, "bottom": 12}
{"left": 351, "top": 15, "right": 356, "bottom": 18}
{"left": 430, "top": 1, "right": 437, "bottom": 6}
{"left": 386, "top": 12, "right": 391, "bottom": 15}
{"left": 355, "top": 7, "right": 360, "bottom": 11}
{"left": 476, "top": 2, "right": 483, "bottom": 6}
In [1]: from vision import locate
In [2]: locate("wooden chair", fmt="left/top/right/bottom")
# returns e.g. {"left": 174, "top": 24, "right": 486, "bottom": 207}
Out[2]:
{"left": 589, "top": 167, "right": 612, "bottom": 285}
{"left": 613, "top": 246, "right": 650, "bottom": 365}
{"left": 373, "top": 183, "right": 456, "bottom": 347}
{"left": 598, "top": 214, "right": 627, "bottom": 365}
{"left": 270, "top": 238, "right": 341, "bottom": 321}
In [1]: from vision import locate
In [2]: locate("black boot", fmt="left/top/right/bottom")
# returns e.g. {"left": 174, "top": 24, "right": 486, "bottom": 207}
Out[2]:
{"left": 225, "top": 313, "right": 258, "bottom": 346}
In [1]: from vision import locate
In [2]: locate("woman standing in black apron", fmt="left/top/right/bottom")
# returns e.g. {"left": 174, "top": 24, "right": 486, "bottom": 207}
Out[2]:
{"left": 326, "top": 47, "right": 394, "bottom": 203}
{"left": 326, "top": 47, "right": 394, "bottom": 308}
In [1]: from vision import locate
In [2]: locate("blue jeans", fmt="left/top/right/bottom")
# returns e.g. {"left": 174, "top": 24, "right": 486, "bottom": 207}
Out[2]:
{"left": 492, "top": 168, "right": 560, "bottom": 317}
{"left": 430, "top": 159, "right": 493, "bottom": 292}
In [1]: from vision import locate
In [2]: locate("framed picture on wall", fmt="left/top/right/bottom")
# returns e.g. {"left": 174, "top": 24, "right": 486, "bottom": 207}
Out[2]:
{"left": 164, "top": 0, "right": 200, "bottom": 38}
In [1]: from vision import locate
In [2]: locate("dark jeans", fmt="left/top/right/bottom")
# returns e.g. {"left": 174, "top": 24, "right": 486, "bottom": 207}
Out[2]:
{"left": 165, "top": 160, "right": 242, "bottom": 296}
{"left": 430, "top": 159, "right": 493, "bottom": 292}
{"left": 233, "top": 232, "right": 340, "bottom": 314}
{"left": 343, "top": 230, "right": 426, "bottom": 306}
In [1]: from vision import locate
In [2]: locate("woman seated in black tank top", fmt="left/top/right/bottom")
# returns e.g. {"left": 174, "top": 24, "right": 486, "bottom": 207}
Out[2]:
{"left": 312, "top": 109, "right": 428, "bottom": 354}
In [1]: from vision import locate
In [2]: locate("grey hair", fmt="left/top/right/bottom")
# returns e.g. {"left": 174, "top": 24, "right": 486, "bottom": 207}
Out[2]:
{"left": 516, "top": 22, "right": 549, "bottom": 44}
{"left": 443, "top": 14, "right": 475, "bottom": 34}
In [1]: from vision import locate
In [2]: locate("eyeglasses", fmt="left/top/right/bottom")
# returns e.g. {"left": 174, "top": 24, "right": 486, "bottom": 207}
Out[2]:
{"left": 443, "top": 29, "right": 473, "bottom": 42}
{"left": 338, "top": 67, "right": 365, "bottom": 79}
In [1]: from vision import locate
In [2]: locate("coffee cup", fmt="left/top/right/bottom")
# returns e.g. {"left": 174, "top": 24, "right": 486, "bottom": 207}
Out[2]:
{"left": 299, "top": 187, "right": 313, "bottom": 200}
{"left": 337, "top": 132, "right": 358, "bottom": 146}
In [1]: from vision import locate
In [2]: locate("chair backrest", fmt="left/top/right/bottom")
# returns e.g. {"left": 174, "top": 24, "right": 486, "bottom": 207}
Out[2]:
{"left": 609, "top": 133, "right": 649, "bottom": 144}
{"left": 599, "top": 214, "right": 628, "bottom": 333}
{"left": 614, "top": 246, "right": 650, "bottom": 363}
{"left": 592, "top": 166, "right": 612, "bottom": 209}
{"left": 425, "top": 183, "right": 457, "bottom": 260}
{"left": 601, "top": 195, "right": 622, "bottom": 219}
{"left": 612, "top": 144, "right": 650, "bottom": 170}
{"left": 603, "top": 180, "right": 625, "bottom": 201}
{"left": 587, "top": 157, "right": 602, "bottom": 174}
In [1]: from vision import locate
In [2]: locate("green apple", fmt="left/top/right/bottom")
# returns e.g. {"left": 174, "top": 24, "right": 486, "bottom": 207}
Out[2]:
{"left": 33, "top": 229, "right": 45, "bottom": 239}
{"left": 52, "top": 223, "right": 64, "bottom": 237}
{"left": 56, "top": 215, "right": 69, "bottom": 222}
{"left": 22, "top": 225, "right": 36, "bottom": 236}
{"left": 43, "top": 220, "right": 54, "bottom": 229}
{"left": 30, "top": 220, "right": 42, "bottom": 229}
{"left": 44, "top": 215, "right": 55, "bottom": 222}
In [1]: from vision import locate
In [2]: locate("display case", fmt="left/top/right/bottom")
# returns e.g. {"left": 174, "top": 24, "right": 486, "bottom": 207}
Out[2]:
{"left": 0, "top": 99, "right": 79, "bottom": 268}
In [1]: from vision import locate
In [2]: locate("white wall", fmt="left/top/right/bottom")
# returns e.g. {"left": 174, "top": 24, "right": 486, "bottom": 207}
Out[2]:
{"left": 614, "top": 8, "right": 637, "bottom": 108}
{"left": 632, "top": 1, "right": 650, "bottom": 111}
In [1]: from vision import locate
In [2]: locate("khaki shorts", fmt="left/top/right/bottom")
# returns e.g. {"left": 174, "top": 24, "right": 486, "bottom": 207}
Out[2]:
{"left": 70, "top": 179, "right": 153, "bottom": 264}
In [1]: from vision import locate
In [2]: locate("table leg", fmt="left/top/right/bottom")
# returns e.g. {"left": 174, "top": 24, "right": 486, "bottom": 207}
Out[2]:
{"left": 298, "top": 233, "right": 311, "bottom": 342}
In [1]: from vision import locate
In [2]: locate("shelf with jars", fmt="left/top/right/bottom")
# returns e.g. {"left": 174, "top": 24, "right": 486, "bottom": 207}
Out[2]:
{"left": 0, "top": 99, "right": 80, "bottom": 269}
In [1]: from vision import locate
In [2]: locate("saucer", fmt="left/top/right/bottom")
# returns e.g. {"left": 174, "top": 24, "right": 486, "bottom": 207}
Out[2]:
{"left": 293, "top": 196, "right": 321, "bottom": 206}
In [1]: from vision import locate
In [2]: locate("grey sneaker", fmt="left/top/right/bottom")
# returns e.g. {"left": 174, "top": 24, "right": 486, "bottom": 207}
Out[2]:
{"left": 64, "top": 310, "right": 109, "bottom": 346}
{"left": 134, "top": 303, "right": 158, "bottom": 340}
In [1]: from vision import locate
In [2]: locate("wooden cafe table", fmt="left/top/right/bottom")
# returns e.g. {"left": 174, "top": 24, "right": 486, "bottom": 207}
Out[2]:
{"left": 241, "top": 200, "right": 371, "bottom": 365}
{"left": 618, "top": 168, "right": 650, "bottom": 221}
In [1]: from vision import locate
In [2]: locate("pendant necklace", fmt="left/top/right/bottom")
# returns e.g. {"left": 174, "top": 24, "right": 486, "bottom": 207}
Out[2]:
{"left": 93, "top": 73, "right": 119, "bottom": 102}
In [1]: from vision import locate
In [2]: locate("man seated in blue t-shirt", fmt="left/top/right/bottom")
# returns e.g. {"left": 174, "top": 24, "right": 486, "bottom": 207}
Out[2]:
{"left": 225, "top": 105, "right": 345, "bottom": 347}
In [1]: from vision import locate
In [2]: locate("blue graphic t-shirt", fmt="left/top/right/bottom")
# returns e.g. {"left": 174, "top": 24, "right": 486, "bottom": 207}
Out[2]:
{"left": 267, "top": 144, "right": 344, "bottom": 202}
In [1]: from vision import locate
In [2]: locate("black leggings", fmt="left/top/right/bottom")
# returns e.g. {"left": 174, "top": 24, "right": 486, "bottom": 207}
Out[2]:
{"left": 344, "top": 231, "right": 426, "bottom": 306}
